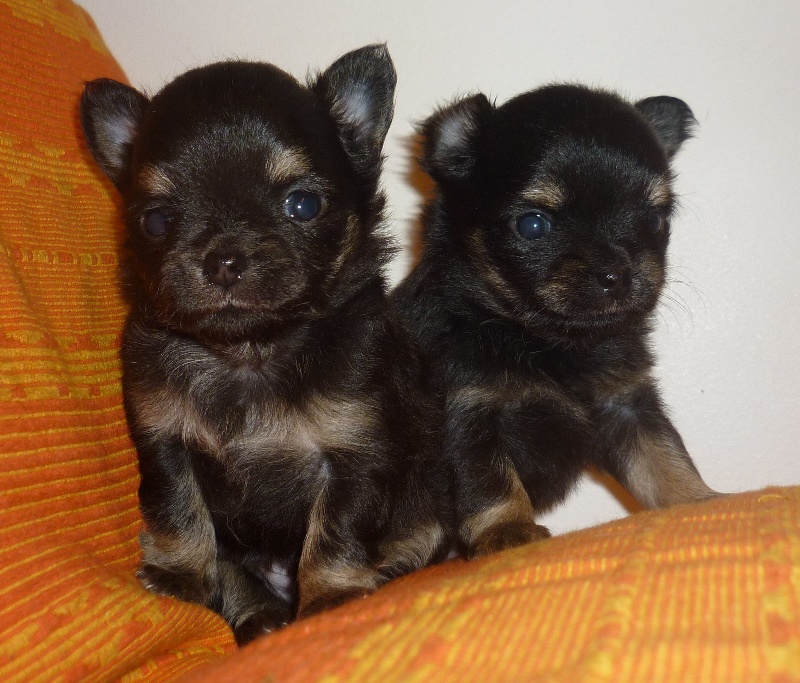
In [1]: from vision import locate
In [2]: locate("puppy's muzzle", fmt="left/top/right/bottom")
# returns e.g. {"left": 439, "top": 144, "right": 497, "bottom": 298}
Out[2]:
{"left": 203, "top": 250, "right": 248, "bottom": 289}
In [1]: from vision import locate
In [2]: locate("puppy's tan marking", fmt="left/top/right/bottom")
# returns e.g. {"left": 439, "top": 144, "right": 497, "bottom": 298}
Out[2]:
{"left": 235, "top": 393, "right": 380, "bottom": 463}
{"left": 132, "top": 384, "right": 222, "bottom": 456}
{"left": 309, "top": 393, "right": 380, "bottom": 452}
{"left": 449, "top": 381, "right": 586, "bottom": 425}
{"left": 460, "top": 456, "right": 550, "bottom": 557}
{"left": 521, "top": 180, "right": 566, "bottom": 211}
{"left": 297, "top": 558, "right": 382, "bottom": 616}
{"left": 265, "top": 143, "right": 312, "bottom": 184}
{"left": 327, "top": 214, "right": 362, "bottom": 285}
{"left": 646, "top": 175, "right": 672, "bottom": 206}
{"left": 137, "top": 380, "right": 380, "bottom": 470}
{"left": 297, "top": 483, "right": 382, "bottom": 616}
{"left": 379, "top": 520, "right": 446, "bottom": 576}
{"left": 466, "top": 231, "right": 527, "bottom": 314}
{"left": 622, "top": 429, "right": 718, "bottom": 508}
{"left": 138, "top": 164, "right": 176, "bottom": 196}
{"left": 634, "top": 251, "right": 666, "bottom": 292}
{"left": 537, "top": 257, "right": 592, "bottom": 315}
{"left": 590, "top": 367, "right": 651, "bottom": 402}
{"left": 138, "top": 465, "right": 216, "bottom": 575}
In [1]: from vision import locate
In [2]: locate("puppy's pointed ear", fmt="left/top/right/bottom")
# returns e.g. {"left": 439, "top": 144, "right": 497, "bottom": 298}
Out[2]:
{"left": 80, "top": 78, "right": 149, "bottom": 188}
{"left": 635, "top": 96, "right": 696, "bottom": 159}
{"left": 418, "top": 93, "right": 494, "bottom": 184}
{"left": 312, "top": 44, "right": 396, "bottom": 177}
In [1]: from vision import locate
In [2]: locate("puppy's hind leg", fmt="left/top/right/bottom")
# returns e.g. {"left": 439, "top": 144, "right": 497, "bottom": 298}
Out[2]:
{"left": 597, "top": 384, "right": 719, "bottom": 508}
{"left": 618, "top": 427, "right": 719, "bottom": 508}
{"left": 136, "top": 438, "right": 290, "bottom": 644}
{"left": 141, "top": 531, "right": 291, "bottom": 645}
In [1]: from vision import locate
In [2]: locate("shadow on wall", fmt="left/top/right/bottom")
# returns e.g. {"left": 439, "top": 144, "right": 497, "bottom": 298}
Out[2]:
{"left": 400, "top": 130, "right": 437, "bottom": 270}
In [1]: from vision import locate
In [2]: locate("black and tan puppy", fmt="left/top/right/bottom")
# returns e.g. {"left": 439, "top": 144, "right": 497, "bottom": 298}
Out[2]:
{"left": 80, "top": 45, "right": 450, "bottom": 644}
{"left": 393, "top": 85, "right": 717, "bottom": 558}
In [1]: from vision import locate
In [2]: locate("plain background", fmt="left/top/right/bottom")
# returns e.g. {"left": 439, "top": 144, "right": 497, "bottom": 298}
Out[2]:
{"left": 77, "top": 0, "right": 800, "bottom": 535}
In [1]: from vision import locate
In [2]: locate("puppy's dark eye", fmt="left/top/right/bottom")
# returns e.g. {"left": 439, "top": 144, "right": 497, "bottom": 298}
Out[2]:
{"left": 284, "top": 191, "right": 322, "bottom": 222}
{"left": 516, "top": 211, "right": 553, "bottom": 240}
{"left": 647, "top": 210, "right": 666, "bottom": 233}
{"left": 141, "top": 209, "right": 172, "bottom": 238}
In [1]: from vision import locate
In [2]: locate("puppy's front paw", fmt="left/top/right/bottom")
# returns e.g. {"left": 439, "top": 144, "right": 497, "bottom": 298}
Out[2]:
{"left": 233, "top": 608, "right": 289, "bottom": 646}
{"left": 296, "top": 586, "right": 370, "bottom": 620}
{"left": 468, "top": 520, "right": 551, "bottom": 559}
{"left": 137, "top": 563, "right": 208, "bottom": 604}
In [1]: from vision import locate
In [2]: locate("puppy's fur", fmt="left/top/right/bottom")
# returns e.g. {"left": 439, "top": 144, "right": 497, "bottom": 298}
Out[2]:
{"left": 393, "top": 85, "right": 717, "bottom": 558}
{"left": 81, "top": 45, "right": 450, "bottom": 644}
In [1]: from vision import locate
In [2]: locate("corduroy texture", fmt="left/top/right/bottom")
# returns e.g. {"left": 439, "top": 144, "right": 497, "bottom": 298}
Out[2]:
{"left": 0, "top": 1, "right": 235, "bottom": 681}
{"left": 183, "top": 487, "right": 800, "bottom": 683}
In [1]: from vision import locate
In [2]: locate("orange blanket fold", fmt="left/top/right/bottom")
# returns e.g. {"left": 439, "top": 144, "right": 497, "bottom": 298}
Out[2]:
{"left": 0, "top": 2, "right": 235, "bottom": 681}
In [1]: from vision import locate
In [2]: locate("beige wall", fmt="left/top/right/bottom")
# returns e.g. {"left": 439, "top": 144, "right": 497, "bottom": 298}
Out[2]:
{"left": 78, "top": 0, "right": 800, "bottom": 534}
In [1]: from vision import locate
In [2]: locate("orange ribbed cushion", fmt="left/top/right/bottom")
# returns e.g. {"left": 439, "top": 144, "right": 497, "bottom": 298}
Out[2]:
{"left": 184, "top": 487, "right": 800, "bottom": 683}
{"left": 0, "top": 1, "right": 235, "bottom": 680}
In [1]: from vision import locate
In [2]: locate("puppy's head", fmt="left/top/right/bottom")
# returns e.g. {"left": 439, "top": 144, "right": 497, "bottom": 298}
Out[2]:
{"left": 81, "top": 45, "right": 396, "bottom": 342}
{"left": 420, "top": 84, "right": 695, "bottom": 340}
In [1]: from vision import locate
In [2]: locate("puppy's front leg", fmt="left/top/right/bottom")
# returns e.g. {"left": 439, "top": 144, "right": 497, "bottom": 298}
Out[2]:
{"left": 215, "top": 558, "right": 292, "bottom": 646}
{"left": 596, "top": 382, "right": 718, "bottom": 508}
{"left": 446, "top": 394, "right": 550, "bottom": 558}
{"left": 136, "top": 437, "right": 218, "bottom": 604}
{"left": 456, "top": 451, "right": 550, "bottom": 559}
{"left": 137, "top": 438, "right": 290, "bottom": 644}
{"left": 296, "top": 479, "right": 386, "bottom": 619}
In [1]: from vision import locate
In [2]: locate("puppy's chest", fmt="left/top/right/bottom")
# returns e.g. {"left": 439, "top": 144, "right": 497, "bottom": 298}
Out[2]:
{"left": 457, "top": 342, "right": 650, "bottom": 430}
{"left": 136, "top": 357, "right": 377, "bottom": 472}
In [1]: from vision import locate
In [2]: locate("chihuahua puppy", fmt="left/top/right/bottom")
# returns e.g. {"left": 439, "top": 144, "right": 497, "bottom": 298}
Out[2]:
{"left": 81, "top": 45, "right": 450, "bottom": 645}
{"left": 393, "top": 85, "right": 717, "bottom": 558}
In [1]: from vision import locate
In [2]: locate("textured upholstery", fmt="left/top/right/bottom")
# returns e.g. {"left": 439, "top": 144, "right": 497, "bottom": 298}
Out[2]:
{"left": 0, "top": 2, "right": 234, "bottom": 680}
{"left": 184, "top": 487, "right": 800, "bottom": 683}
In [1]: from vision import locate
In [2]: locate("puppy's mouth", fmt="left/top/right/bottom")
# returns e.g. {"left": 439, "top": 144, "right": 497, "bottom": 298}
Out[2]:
{"left": 196, "top": 291, "right": 265, "bottom": 314}
{"left": 179, "top": 290, "right": 314, "bottom": 319}
{"left": 526, "top": 279, "right": 663, "bottom": 339}
{"left": 505, "top": 302, "right": 649, "bottom": 344}
{"left": 539, "top": 304, "right": 646, "bottom": 330}
{"left": 147, "top": 273, "right": 318, "bottom": 341}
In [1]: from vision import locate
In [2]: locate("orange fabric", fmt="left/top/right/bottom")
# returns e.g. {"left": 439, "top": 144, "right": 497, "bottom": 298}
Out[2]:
{"left": 184, "top": 487, "right": 800, "bottom": 683}
{"left": 0, "top": 1, "right": 235, "bottom": 680}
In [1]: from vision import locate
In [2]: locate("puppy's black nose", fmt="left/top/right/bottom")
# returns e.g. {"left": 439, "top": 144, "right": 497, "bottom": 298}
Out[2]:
{"left": 597, "top": 267, "right": 632, "bottom": 300}
{"left": 203, "top": 250, "right": 248, "bottom": 289}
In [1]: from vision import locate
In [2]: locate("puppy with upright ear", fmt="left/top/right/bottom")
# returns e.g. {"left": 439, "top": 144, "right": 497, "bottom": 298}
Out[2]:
{"left": 81, "top": 45, "right": 451, "bottom": 645}
{"left": 393, "top": 84, "right": 717, "bottom": 559}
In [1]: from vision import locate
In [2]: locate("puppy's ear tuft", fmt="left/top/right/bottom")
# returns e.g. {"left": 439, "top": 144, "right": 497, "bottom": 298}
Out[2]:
{"left": 418, "top": 93, "right": 493, "bottom": 184}
{"left": 313, "top": 44, "right": 396, "bottom": 177}
{"left": 81, "top": 78, "right": 149, "bottom": 188}
{"left": 635, "top": 96, "right": 696, "bottom": 159}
